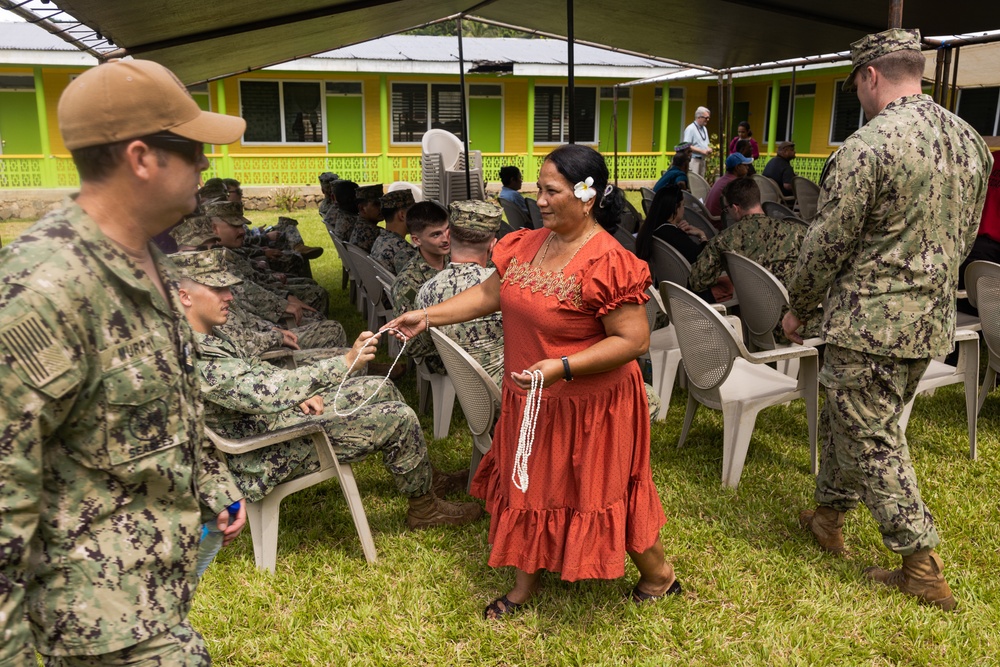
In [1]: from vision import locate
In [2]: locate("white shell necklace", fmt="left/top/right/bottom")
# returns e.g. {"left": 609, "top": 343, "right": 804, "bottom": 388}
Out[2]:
{"left": 332, "top": 328, "right": 408, "bottom": 416}
{"left": 512, "top": 369, "right": 545, "bottom": 493}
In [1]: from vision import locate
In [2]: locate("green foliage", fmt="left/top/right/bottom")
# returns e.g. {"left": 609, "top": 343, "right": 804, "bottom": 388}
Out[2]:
{"left": 271, "top": 186, "right": 301, "bottom": 212}
{"left": 200, "top": 210, "right": 1000, "bottom": 665}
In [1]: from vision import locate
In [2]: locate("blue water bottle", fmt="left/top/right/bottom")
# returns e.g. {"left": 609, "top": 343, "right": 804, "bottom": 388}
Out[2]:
{"left": 196, "top": 501, "right": 241, "bottom": 577}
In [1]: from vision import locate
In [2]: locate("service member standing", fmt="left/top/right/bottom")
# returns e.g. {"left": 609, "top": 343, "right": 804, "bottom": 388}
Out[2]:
{"left": 783, "top": 29, "right": 993, "bottom": 611}
{"left": 0, "top": 60, "right": 248, "bottom": 664}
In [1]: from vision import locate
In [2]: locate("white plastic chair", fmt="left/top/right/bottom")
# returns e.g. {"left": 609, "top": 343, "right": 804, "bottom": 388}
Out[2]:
{"left": 683, "top": 206, "right": 718, "bottom": 239}
{"left": 328, "top": 232, "right": 359, "bottom": 308}
{"left": 346, "top": 245, "right": 391, "bottom": 334}
{"left": 415, "top": 359, "right": 457, "bottom": 440}
{"left": 420, "top": 129, "right": 484, "bottom": 204}
{"left": 525, "top": 198, "right": 543, "bottom": 229}
{"left": 650, "top": 238, "right": 738, "bottom": 310}
{"left": 753, "top": 174, "right": 794, "bottom": 206}
{"left": 792, "top": 176, "right": 820, "bottom": 221}
{"left": 430, "top": 328, "right": 501, "bottom": 489}
{"left": 206, "top": 423, "right": 377, "bottom": 571}
{"left": 613, "top": 226, "right": 637, "bottom": 253}
{"left": 682, "top": 189, "right": 720, "bottom": 227}
{"left": 643, "top": 286, "right": 682, "bottom": 420}
{"left": 687, "top": 171, "right": 710, "bottom": 201}
{"left": 660, "top": 280, "right": 819, "bottom": 488}
{"left": 966, "top": 260, "right": 1000, "bottom": 418}
{"left": 498, "top": 198, "right": 530, "bottom": 230}
{"left": 761, "top": 200, "right": 795, "bottom": 221}
{"left": 898, "top": 327, "right": 980, "bottom": 460}
{"left": 387, "top": 180, "right": 424, "bottom": 202}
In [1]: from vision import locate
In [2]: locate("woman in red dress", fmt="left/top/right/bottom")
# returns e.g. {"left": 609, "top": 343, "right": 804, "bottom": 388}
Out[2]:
{"left": 385, "top": 144, "right": 680, "bottom": 618}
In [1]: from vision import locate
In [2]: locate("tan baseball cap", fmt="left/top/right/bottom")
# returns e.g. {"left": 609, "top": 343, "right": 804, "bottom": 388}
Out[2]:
{"left": 58, "top": 59, "right": 246, "bottom": 150}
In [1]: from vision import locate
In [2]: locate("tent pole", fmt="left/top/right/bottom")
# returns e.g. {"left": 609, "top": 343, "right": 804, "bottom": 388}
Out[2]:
{"left": 940, "top": 47, "right": 952, "bottom": 111}
{"left": 888, "top": 0, "right": 904, "bottom": 28}
{"left": 932, "top": 48, "right": 944, "bottom": 104}
{"left": 567, "top": 0, "right": 575, "bottom": 144}
{"left": 612, "top": 85, "right": 619, "bottom": 187}
{"left": 788, "top": 65, "right": 796, "bottom": 145}
{"left": 949, "top": 46, "right": 961, "bottom": 112}
{"left": 457, "top": 17, "right": 472, "bottom": 198}
{"left": 717, "top": 73, "right": 724, "bottom": 178}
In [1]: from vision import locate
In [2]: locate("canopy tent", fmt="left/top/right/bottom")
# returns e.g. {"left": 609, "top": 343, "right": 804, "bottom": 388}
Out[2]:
{"left": 3, "top": 0, "right": 1000, "bottom": 84}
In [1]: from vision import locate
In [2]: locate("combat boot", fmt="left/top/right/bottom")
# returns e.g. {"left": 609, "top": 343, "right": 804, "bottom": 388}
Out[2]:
{"left": 294, "top": 243, "right": 324, "bottom": 260}
{"left": 431, "top": 467, "right": 470, "bottom": 497}
{"left": 799, "top": 506, "right": 846, "bottom": 554}
{"left": 407, "top": 492, "right": 482, "bottom": 530}
{"left": 864, "top": 549, "right": 956, "bottom": 611}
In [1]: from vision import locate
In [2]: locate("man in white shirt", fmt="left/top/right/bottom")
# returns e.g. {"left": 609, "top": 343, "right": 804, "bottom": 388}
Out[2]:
{"left": 682, "top": 106, "right": 713, "bottom": 178}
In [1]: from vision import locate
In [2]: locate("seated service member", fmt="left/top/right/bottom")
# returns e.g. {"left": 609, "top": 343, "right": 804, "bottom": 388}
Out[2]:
{"left": 318, "top": 171, "right": 340, "bottom": 226}
{"left": 348, "top": 183, "right": 385, "bottom": 253}
{"left": 762, "top": 141, "right": 797, "bottom": 195}
{"left": 331, "top": 179, "right": 360, "bottom": 241}
{"left": 417, "top": 200, "right": 506, "bottom": 387}
{"left": 175, "top": 249, "right": 481, "bottom": 528}
{"left": 392, "top": 201, "right": 452, "bottom": 373}
{"left": 0, "top": 59, "right": 246, "bottom": 665}
{"left": 370, "top": 188, "right": 417, "bottom": 274}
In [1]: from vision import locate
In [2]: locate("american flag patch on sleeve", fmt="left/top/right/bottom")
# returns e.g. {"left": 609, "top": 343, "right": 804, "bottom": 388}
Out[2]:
{"left": 0, "top": 312, "right": 73, "bottom": 387}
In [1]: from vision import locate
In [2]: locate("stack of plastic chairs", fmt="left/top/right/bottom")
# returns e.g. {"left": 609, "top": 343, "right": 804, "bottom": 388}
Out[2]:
{"left": 420, "top": 129, "right": 484, "bottom": 204}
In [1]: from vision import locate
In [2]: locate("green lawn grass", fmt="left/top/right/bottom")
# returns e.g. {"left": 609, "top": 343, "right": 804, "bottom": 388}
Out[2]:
{"left": 4, "top": 209, "right": 1000, "bottom": 665}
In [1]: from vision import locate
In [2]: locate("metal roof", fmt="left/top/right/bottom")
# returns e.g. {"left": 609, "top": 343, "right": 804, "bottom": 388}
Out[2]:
{"left": 0, "top": 20, "right": 79, "bottom": 51}
{"left": 1, "top": 1, "right": 999, "bottom": 84}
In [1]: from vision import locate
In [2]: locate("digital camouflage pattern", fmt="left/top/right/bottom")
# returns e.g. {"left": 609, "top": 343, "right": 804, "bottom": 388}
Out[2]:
{"left": 221, "top": 248, "right": 324, "bottom": 324}
{"left": 194, "top": 333, "right": 432, "bottom": 503}
{"left": 0, "top": 203, "right": 240, "bottom": 661}
{"left": 392, "top": 253, "right": 446, "bottom": 373}
{"left": 381, "top": 189, "right": 414, "bottom": 209}
{"left": 449, "top": 200, "right": 503, "bottom": 234}
{"left": 416, "top": 262, "right": 505, "bottom": 387}
{"left": 814, "top": 344, "right": 937, "bottom": 555}
{"left": 787, "top": 94, "right": 992, "bottom": 359}
{"left": 348, "top": 217, "right": 383, "bottom": 253}
{"left": 44, "top": 620, "right": 210, "bottom": 667}
{"left": 370, "top": 229, "right": 416, "bottom": 274}
{"left": 843, "top": 28, "right": 921, "bottom": 91}
{"left": 332, "top": 208, "right": 358, "bottom": 241}
{"left": 230, "top": 246, "right": 329, "bottom": 316}
{"left": 170, "top": 215, "right": 218, "bottom": 248}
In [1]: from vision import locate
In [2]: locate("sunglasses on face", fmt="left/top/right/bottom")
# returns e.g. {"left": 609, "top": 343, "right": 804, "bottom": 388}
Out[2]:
{"left": 139, "top": 132, "right": 205, "bottom": 163}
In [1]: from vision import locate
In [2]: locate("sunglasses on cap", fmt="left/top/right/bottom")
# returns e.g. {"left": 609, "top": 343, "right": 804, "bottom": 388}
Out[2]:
{"left": 139, "top": 132, "right": 205, "bottom": 163}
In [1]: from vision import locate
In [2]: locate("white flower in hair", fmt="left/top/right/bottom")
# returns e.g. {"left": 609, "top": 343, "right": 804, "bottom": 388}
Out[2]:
{"left": 573, "top": 177, "right": 596, "bottom": 202}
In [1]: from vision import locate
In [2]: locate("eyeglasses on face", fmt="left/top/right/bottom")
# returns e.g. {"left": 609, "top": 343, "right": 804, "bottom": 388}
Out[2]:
{"left": 139, "top": 132, "right": 205, "bottom": 163}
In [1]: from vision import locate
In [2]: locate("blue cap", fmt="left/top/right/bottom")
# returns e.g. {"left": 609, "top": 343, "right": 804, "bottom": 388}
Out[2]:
{"left": 725, "top": 153, "right": 754, "bottom": 171}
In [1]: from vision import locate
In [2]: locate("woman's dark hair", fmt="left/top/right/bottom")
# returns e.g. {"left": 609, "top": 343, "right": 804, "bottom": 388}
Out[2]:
{"left": 737, "top": 120, "right": 752, "bottom": 137}
{"left": 333, "top": 180, "right": 358, "bottom": 213}
{"left": 543, "top": 144, "right": 622, "bottom": 231}
{"left": 735, "top": 139, "right": 753, "bottom": 158}
{"left": 634, "top": 185, "right": 683, "bottom": 261}
{"left": 498, "top": 165, "right": 521, "bottom": 187}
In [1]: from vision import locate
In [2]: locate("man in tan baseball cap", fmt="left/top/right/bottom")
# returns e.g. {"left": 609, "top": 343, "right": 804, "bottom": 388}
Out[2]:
{"left": 0, "top": 58, "right": 247, "bottom": 664}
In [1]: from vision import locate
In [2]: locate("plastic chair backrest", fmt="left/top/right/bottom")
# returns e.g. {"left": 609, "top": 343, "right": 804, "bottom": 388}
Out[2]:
{"left": 346, "top": 245, "right": 382, "bottom": 309}
{"left": 613, "top": 226, "right": 637, "bottom": 253}
{"left": 640, "top": 187, "right": 655, "bottom": 204}
{"left": 387, "top": 180, "right": 424, "bottom": 202}
{"left": 659, "top": 280, "right": 742, "bottom": 390}
{"left": 792, "top": 176, "right": 820, "bottom": 220}
{"left": 753, "top": 174, "right": 782, "bottom": 203}
{"left": 683, "top": 207, "right": 717, "bottom": 239}
{"left": 762, "top": 200, "right": 795, "bottom": 220}
{"left": 421, "top": 129, "right": 464, "bottom": 170}
{"left": 369, "top": 255, "right": 398, "bottom": 286}
{"left": 966, "top": 260, "right": 1000, "bottom": 359}
{"left": 650, "top": 237, "right": 691, "bottom": 287}
{"left": 525, "top": 198, "right": 543, "bottom": 229}
{"left": 723, "top": 251, "right": 789, "bottom": 351}
{"left": 687, "top": 172, "right": 710, "bottom": 201}
{"left": 429, "top": 328, "right": 500, "bottom": 438}
{"left": 498, "top": 198, "right": 530, "bottom": 230}
{"left": 376, "top": 274, "right": 395, "bottom": 307}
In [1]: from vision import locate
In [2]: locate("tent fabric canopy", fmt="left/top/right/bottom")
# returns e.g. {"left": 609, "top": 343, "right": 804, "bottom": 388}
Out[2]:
{"left": 25, "top": 0, "right": 1000, "bottom": 84}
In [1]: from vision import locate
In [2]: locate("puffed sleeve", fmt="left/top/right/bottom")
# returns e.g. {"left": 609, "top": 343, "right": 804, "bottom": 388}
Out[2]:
{"left": 580, "top": 244, "right": 652, "bottom": 318}
{"left": 490, "top": 228, "right": 537, "bottom": 277}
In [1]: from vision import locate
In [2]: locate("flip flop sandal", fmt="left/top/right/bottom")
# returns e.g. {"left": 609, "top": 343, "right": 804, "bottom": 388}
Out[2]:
{"left": 630, "top": 578, "right": 683, "bottom": 603}
{"left": 483, "top": 595, "right": 524, "bottom": 620}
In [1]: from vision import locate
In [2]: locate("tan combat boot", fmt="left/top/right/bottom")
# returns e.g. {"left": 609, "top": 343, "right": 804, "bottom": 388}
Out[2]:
{"left": 407, "top": 492, "right": 482, "bottom": 530}
{"left": 293, "top": 243, "right": 324, "bottom": 260}
{"left": 431, "top": 467, "right": 470, "bottom": 498}
{"left": 799, "top": 506, "right": 846, "bottom": 554}
{"left": 864, "top": 549, "right": 956, "bottom": 611}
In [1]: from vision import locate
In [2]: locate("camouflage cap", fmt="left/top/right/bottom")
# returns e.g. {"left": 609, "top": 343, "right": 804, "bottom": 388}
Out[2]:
{"left": 170, "top": 215, "right": 220, "bottom": 247}
{"left": 318, "top": 171, "right": 339, "bottom": 184}
{"left": 843, "top": 28, "right": 922, "bottom": 91}
{"left": 381, "top": 188, "right": 415, "bottom": 209}
{"left": 198, "top": 180, "right": 228, "bottom": 203}
{"left": 203, "top": 200, "right": 248, "bottom": 227}
{"left": 356, "top": 183, "right": 384, "bottom": 201}
{"left": 449, "top": 200, "right": 503, "bottom": 234}
{"left": 170, "top": 248, "right": 242, "bottom": 287}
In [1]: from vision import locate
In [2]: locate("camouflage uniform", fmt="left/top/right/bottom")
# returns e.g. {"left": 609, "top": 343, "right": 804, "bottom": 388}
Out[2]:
{"left": 331, "top": 208, "right": 358, "bottom": 241}
{"left": 392, "top": 253, "right": 446, "bottom": 373}
{"left": 231, "top": 246, "right": 329, "bottom": 315}
{"left": 194, "top": 333, "right": 432, "bottom": 503}
{"left": 417, "top": 262, "right": 505, "bottom": 387}
{"left": 371, "top": 229, "right": 417, "bottom": 274}
{"left": 787, "top": 53, "right": 992, "bottom": 554}
{"left": 689, "top": 212, "right": 819, "bottom": 338}
{"left": 215, "top": 299, "right": 347, "bottom": 358}
{"left": 348, "top": 218, "right": 384, "bottom": 253}
{"left": 222, "top": 249, "right": 325, "bottom": 324}
{"left": 0, "top": 204, "right": 240, "bottom": 662}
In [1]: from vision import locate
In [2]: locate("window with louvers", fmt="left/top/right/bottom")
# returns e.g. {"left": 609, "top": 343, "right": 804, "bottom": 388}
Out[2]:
{"left": 957, "top": 87, "right": 1000, "bottom": 136}
{"left": 830, "top": 81, "right": 865, "bottom": 143}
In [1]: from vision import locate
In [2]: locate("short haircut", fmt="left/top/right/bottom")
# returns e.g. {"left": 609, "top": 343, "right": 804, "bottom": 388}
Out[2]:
{"left": 222, "top": 178, "right": 241, "bottom": 188}
{"left": 695, "top": 106, "right": 710, "bottom": 119}
{"left": 671, "top": 152, "right": 690, "bottom": 169}
{"left": 865, "top": 49, "right": 926, "bottom": 85}
{"left": 499, "top": 165, "right": 521, "bottom": 187}
{"left": 70, "top": 141, "right": 130, "bottom": 181}
{"left": 382, "top": 206, "right": 402, "bottom": 224}
{"left": 333, "top": 180, "right": 358, "bottom": 212}
{"left": 406, "top": 201, "right": 448, "bottom": 235}
{"left": 449, "top": 224, "right": 494, "bottom": 245}
{"left": 723, "top": 177, "right": 761, "bottom": 210}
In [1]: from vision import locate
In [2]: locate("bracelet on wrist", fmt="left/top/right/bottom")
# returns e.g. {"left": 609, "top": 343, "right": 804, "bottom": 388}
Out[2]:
{"left": 561, "top": 355, "right": 573, "bottom": 382}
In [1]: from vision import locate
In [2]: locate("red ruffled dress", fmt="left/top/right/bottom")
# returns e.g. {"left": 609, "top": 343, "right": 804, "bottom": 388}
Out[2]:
{"left": 470, "top": 227, "right": 667, "bottom": 581}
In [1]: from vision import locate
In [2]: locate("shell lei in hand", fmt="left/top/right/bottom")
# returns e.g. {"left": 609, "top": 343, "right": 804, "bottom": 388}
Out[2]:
{"left": 573, "top": 177, "right": 596, "bottom": 202}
